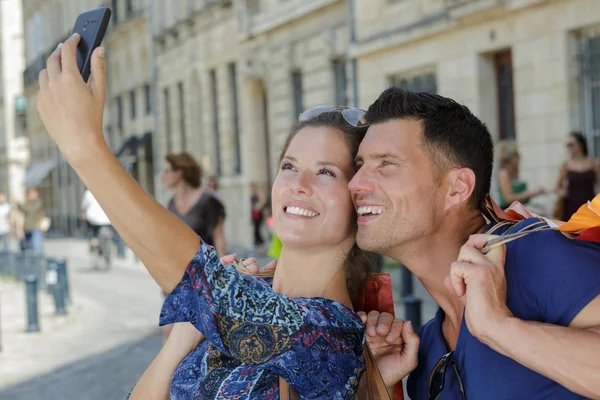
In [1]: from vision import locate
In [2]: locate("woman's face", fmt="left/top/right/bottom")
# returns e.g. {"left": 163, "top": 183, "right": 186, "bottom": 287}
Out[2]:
{"left": 162, "top": 162, "right": 181, "bottom": 189}
{"left": 271, "top": 126, "right": 357, "bottom": 250}
{"left": 508, "top": 153, "right": 520, "bottom": 169}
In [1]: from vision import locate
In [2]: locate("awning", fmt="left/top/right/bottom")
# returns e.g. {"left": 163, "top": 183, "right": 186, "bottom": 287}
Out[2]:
{"left": 24, "top": 159, "right": 56, "bottom": 187}
{"left": 115, "top": 134, "right": 153, "bottom": 171}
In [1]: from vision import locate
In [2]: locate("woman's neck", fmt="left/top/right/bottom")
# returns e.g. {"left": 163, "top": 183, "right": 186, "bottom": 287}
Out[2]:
{"left": 174, "top": 183, "right": 201, "bottom": 200}
{"left": 272, "top": 246, "right": 353, "bottom": 309}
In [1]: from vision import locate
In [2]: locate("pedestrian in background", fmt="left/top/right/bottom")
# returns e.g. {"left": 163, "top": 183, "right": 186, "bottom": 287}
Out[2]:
{"left": 496, "top": 140, "right": 546, "bottom": 209}
{"left": 555, "top": 131, "right": 600, "bottom": 220}
{"left": 17, "top": 188, "right": 44, "bottom": 254}
{"left": 161, "top": 152, "right": 226, "bottom": 340}
{"left": 249, "top": 181, "right": 267, "bottom": 253}
{"left": 206, "top": 175, "right": 220, "bottom": 200}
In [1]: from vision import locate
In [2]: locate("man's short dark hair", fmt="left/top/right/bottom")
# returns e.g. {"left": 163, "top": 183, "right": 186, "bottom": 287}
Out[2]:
{"left": 365, "top": 87, "right": 494, "bottom": 210}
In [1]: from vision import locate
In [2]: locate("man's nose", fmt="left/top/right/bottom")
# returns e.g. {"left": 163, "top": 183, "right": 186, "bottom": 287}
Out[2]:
{"left": 348, "top": 168, "right": 375, "bottom": 195}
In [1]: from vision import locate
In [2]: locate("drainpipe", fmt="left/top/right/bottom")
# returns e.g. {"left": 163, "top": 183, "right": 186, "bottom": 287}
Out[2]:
{"left": 147, "top": 0, "right": 160, "bottom": 199}
{"left": 348, "top": 0, "right": 359, "bottom": 108}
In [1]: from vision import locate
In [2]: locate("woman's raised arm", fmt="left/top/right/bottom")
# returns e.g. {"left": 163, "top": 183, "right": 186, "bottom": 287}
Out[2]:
{"left": 37, "top": 34, "right": 198, "bottom": 293}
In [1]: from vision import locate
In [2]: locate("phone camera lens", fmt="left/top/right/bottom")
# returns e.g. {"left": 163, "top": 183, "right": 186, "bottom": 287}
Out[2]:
{"left": 84, "top": 20, "right": 89, "bottom": 26}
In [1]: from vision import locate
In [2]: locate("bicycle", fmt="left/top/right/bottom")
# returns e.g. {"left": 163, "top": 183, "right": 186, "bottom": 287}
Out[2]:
{"left": 91, "top": 226, "right": 113, "bottom": 270}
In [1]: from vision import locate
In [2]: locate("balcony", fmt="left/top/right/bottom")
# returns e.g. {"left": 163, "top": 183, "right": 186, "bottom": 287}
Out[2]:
{"left": 152, "top": 0, "right": 232, "bottom": 43}
{"left": 445, "top": 0, "right": 505, "bottom": 19}
{"left": 237, "top": 0, "right": 338, "bottom": 39}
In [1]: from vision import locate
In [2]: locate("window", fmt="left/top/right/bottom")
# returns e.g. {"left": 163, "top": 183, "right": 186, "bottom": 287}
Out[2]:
{"left": 209, "top": 69, "right": 221, "bottom": 175}
{"left": 229, "top": 63, "right": 242, "bottom": 174}
{"left": 332, "top": 59, "right": 348, "bottom": 106}
{"left": 116, "top": 95, "right": 123, "bottom": 133}
{"left": 389, "top": 71, "right": 437, "bottom": 94}
{"left": 163, "top": 87, "right": 172, "bottom": 153}
{"left": 291, "top": 71, "right": 303, "bottom": 119}
{"left": 126, "top": 0, "right": 133, "bottom": 18}
{"left": 129, "top": 89, "right": 136, "bottom": 120}
{"left": 177, "top": 82, "right": 186, "bottom": 150}
{"left": 580, "top": 33, "right": 600, "bottom": 157}
{"left": 144, "top": 84, "right": 152, "bottom": 114}
{"left": 111, "top": 0, "right": 119, "bottom": 25}
{"left": 494, "top": 50, "right": 516, "bottom": 140}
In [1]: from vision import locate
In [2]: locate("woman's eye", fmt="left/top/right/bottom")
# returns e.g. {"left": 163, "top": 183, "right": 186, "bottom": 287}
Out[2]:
{"left": 319, "top": 168, "right": 336, "bottom": 177}
{"left": 281, "top": 163, "right": 294, "bottom": 171}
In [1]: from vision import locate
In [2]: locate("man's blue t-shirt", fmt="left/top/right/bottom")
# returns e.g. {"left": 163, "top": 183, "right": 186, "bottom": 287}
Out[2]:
{"left": 407, "top": 218, "right": 600, "bottom": 400}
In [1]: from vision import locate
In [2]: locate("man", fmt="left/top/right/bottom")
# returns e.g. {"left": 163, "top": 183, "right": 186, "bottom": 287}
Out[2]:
{"left": 350, "top": 88, "right": 600, "bottom": 399}
{"left": 81, "top": 188, "right": 111, "bottom": 250}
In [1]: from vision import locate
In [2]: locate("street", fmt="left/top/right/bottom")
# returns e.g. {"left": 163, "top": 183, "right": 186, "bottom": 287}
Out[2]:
{"left": 0, "top": 238, "right": 164, "bottom": 400}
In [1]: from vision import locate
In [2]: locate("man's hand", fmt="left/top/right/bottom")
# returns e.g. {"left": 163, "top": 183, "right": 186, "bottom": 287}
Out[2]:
{"left": 359, "top": 311, "right": 420, "bottom": 388}
{"left": 219, "top": 254, "right": 278, "bottom": 274}
{"left": 447, "top": 234, "right": 513, "bottom": 345}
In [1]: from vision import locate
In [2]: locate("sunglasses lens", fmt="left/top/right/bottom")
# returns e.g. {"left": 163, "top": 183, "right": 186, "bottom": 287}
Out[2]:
{"left": 299, "top": 105, "right": 337, "bottom": 121}
{"left": 342, "top": 109, "right": 368, "bottom": 127}
{"left": 428, "top": 353, "right": 451, "bottom": 399}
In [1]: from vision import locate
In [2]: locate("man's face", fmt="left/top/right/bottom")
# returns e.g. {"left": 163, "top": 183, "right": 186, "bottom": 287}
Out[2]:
{"left": 348, "top": 119, "right": 444, "bottom": 256}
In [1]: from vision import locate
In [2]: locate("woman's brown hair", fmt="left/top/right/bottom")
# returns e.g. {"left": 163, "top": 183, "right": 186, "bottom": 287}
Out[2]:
{"left": 165, "top": 152, "right": 202, "bottom": 188}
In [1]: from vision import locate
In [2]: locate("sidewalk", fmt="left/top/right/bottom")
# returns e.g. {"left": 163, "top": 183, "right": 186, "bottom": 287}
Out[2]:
{"left": 0, "top": 237, "right": 162, "bottom": 395}
{"left": 0, "top": 277, "right": 98, "bottom": 387}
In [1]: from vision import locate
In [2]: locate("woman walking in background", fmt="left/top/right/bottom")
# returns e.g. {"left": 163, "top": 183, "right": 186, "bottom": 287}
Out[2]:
{"left": 556, "top": 132, "right": 600, "bottom": 220}
{"left": 496, "top": 140, "right": 545, "bottom": 209}
{"left": 161, "top": 152, "right": 226, "bottom": 340}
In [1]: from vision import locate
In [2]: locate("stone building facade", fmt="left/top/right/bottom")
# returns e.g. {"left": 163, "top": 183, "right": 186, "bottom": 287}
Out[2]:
{"left": 19, "top": 0, "right": 600, "bottom": 249}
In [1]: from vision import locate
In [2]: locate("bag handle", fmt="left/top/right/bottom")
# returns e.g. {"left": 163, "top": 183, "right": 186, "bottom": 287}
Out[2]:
{"left": 279, "top": 342, "right": 390, "bottom": 399}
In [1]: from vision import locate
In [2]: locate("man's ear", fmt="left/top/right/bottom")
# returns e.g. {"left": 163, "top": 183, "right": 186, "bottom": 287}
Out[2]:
{"left": 445, "top": 168, "right": 476, "bottom": 210}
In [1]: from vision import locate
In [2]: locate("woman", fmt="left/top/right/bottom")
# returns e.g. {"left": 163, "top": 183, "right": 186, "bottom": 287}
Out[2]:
{"left": 132, "top": 112, "right": 377, "bottom": 399}
{"left": 496, "top": 140, "right": 545, "bottom": 209}
{"left": 163, "top": 153, "right": 226, "bottom": 257}
{"left": 35, "top": 38, "right": 393, "bottom": 399}
{"left": 556, "top": 132, "right": 600, "bottom": 220}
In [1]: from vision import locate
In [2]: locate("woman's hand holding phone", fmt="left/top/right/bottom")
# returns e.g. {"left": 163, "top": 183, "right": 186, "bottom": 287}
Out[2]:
{"left": 37, "top": 33, "right": 107, "bottom": 168}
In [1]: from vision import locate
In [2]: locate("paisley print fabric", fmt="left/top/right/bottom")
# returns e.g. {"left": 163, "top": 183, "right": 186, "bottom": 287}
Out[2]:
{"left": 155, "top": 239, "right": 366, "bottom": 399}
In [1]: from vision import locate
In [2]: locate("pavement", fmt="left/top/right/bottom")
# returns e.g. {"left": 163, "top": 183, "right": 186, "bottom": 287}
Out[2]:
{"left": 0, "top": 238, "right": 437, "bottom": 400}
{"left": 0, "top": 238, "right": 164, "bottom": 399}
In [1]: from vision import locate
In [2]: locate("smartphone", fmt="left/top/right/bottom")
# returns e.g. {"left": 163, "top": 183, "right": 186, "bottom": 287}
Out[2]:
{"left": 71, "top": 6, "right": 112, "bottom": 82}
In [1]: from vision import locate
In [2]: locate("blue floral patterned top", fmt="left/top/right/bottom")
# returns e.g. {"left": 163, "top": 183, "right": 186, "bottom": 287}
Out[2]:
{"left": 156, "top": 240, "right": 366, "bottom": 399}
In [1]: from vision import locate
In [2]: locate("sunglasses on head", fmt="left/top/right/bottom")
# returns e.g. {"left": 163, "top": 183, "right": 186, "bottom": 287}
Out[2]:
{"left": 298, "top": 105, "right": 369, "bottom": 127}
{"left": 428, "top": 351, "right": 467, "bottom": 400}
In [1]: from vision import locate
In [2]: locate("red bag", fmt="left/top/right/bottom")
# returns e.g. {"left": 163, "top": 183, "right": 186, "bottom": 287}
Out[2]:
{"left": 354, "top": 273, "right": 405, "bottom": 400}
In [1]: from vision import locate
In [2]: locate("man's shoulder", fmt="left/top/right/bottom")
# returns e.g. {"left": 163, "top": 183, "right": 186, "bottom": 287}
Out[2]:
{"left": 491, "top": 218, "right": 600, "bottom": 259}
{"left": 505, "top": 218, "right": 600, "bottom": 258}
